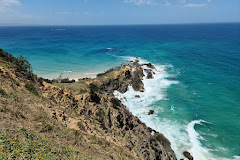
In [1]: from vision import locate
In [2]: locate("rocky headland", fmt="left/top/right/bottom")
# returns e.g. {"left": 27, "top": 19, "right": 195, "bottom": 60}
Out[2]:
{"left": 0, "top": 49, "right": 177, "bottom": 159}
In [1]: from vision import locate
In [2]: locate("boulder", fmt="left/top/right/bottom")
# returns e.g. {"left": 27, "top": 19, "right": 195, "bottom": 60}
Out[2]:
{"left": 148, "top": 110, "right": 154, "bottom": 115}
{"left": 144, "top": 69, "right": 153, "bottom": 79}
{"left": 135, "top": 95, "right": 140, "bottom": 98}
{"left": 183, "top": 151, "right": 193, "bottom": 160}
{"left": 142, "top": 63, "right": 156, "bottom": 69}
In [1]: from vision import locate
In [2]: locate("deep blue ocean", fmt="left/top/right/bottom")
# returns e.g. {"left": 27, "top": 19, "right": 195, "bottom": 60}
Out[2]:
{"left": 0, "top": 23, "right": 239, "bottom": 159}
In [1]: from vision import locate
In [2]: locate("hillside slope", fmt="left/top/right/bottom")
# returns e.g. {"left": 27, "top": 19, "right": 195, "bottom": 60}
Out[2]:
{"left": 0, "top": 49, "right": 176, "bottom": 160}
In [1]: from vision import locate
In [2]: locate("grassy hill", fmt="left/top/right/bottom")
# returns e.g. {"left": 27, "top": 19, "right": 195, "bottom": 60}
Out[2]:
{"left": 0, "top": 49, "right": 176, "bottom": 160}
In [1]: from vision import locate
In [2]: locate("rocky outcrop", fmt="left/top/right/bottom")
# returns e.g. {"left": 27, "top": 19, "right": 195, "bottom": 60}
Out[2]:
{"left": 38, "top": 58, "right": 176, "bottom": 159}
{"left": 131, "top": 61, "right": 144, "bottom": 91}
{"left": 148, "top": 110, "right": 154, "bottom": 115}
{"left": 144, "top": 69, "right": 154, "bottom": 79}
{"left": 0, "top": 51, "right": 177, "bottom": 160}
{"left": 40, "top": 81, "right": 177, "bottom": 160}
{"left": 183, "top": 151, "right": 194, "bottom": 160}
{"left": 142, "top": 63, "right": 156, "bottom": 70}
{"left": 100, "top": 59, "right": 145, "bottom": 95}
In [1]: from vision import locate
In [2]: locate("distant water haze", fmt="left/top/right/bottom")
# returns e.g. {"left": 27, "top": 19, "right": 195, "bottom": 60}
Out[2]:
{"left": 1, "top": 23, "right": 240, "bottom": 159}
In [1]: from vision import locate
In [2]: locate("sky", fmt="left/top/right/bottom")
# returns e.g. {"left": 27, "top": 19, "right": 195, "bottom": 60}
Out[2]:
{"left": 0, "top": 0, "right": 239, "bottom": 25}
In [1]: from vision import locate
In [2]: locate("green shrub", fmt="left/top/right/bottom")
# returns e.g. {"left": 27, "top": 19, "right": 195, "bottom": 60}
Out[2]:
{"left": 110, "top": 98, "right": 121, "bottom": 107}
{"left": 60, "top": 78, "right": 75, "bottom": 83}
{"left": 0, "top": 48, "right": 34, "bottom": 79}
{"left": 96, "top": 68, "right": 115, "bottom": 77}
{"left": 25, "top": 83, "right": 38, "bottom": 96}
{"left": 38, "top": 77, "right": 52, "bottom": 84}
{"left": 89, "top": 83, "right": 99, "bottom": 93}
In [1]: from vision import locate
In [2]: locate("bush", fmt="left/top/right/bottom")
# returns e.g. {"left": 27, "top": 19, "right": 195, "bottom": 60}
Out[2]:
{"left": 110, "top": 98, "right": 121, "bottom": 107}
{"left": 0, "top": 48, "right": 34, "bottom": 79}
{"left": 25, "top": 83, "right": 38, "bottom": 96}
{"left": 97, "top": 68, "right": 115, "bottom": 77}
{"left": 60, "top": 78, "right": 75, "bottom": 83}
{"left": 38, "top": 77, "right": 52, "bottom": 84}
{"left": 89, "top": 83, "right": 99, "bottom": 93}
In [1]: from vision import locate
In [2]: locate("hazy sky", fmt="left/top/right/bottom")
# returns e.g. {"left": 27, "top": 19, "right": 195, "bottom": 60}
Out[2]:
{"left": 0, "top": 0, "right": 239, "bottom": 25}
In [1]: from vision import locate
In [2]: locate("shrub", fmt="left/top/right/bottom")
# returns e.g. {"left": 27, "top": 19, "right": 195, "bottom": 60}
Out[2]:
{"left": 0, "top": 48, "right": 34, "bottom": 79}
{"left": 25, "top": 83, "right": 38, "bottom": 96}
{"left": 89, "top": 83, "right": 99, "bottom": 93}
{"left": 38, "top": 77, "right": 52, "bottom": 84}
{"left": 60, "top": 78, "right": 75, "bottom": 83}
{"left": 96, "top": 68, "right": 115, "bottom": 77}
{"left": 110, "top": 98, "right": 121, "bottom": 107}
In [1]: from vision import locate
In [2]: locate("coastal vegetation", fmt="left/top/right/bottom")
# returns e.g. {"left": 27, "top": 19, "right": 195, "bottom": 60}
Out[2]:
{"left": 0, "top": 48, "right": 177, "bottom": 160}
{"left": 0, "top": 49, "right": 34, "bottom": 80}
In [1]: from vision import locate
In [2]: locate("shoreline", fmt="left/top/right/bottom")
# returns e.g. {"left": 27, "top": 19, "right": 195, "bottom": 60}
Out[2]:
{"left": 68, "top": 73, "right": 97, "bottom": 81}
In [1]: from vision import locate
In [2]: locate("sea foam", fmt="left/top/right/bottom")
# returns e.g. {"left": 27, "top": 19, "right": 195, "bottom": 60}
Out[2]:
{"left": 114, "top": 57, "right": 235, "bottom": 160}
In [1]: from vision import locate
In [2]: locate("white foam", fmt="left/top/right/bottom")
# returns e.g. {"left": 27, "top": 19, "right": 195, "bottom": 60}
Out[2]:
{"left": 114, "top": 56, "right": 236, "bottom": 160}
{"left": 170, "top": 105, "right": 175, "bottom": 111}
{"left": 186, "top": 120, "right": 213, "bottom": 160}
{"left": 233, "top": 156, "right": 240, "bottom": 160}
{"left": 64, "top": 70, "right": 72, "bottom": 73}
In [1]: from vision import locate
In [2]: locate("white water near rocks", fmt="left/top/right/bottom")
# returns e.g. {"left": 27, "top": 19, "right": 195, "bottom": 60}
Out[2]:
{"left": 114, "top": 57, "right": 234, "bottom": 160}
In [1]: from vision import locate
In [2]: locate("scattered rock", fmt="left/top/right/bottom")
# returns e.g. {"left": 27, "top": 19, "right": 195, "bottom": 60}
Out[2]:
{"left": 148, "top": 110, "right": 154, "bottom": 115}
{"left": 135, "top": 57, "right": 140, "bottom": 63}
{"left": 144, "top": 69, "right": 153, "bottom": 79}
{"left": 142, "top": 63, "right": 156, "bottom": 69}
{"left": 183, "top": 151, "right": 194, "bottom": 160}
{"left": 135, "top": 95, "right": 140, "bottom": 98}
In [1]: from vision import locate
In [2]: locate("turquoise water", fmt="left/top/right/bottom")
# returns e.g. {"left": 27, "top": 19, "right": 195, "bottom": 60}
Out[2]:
{"left": 0, "top": 24, "right": 240, "bottom": 159}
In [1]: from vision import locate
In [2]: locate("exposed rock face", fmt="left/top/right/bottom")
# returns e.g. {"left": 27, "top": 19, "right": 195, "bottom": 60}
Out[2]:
{"left": 100, "top": 60, "right": 145, "bottom": 95}
{"left": 131, "top": 61, "right": 144, "bottom": 91}
{"left": 0, "top": 52, "right": 177, "bottom": 160}
{"left": 40, "top": 82, "right": 177, "bottom": 160}
{"left": 183, "top": 151, "right": 194, "bottom": 160}
{"left": 142, "top": 63, "right": 156, "bottom": 70}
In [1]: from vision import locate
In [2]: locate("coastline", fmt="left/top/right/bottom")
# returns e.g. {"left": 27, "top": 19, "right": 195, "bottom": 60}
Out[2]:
{"left": 0, "top": 51, "right": 177, "bottom": 160}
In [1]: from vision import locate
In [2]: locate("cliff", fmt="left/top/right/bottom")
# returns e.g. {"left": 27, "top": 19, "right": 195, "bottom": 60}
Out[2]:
{"left": 0, "top": 49, "right": 176, "bottom": 160}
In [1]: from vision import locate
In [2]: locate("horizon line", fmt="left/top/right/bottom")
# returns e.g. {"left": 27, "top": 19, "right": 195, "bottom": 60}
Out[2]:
{"left": 0, "top": 22, "right": 240, "bottom": 27}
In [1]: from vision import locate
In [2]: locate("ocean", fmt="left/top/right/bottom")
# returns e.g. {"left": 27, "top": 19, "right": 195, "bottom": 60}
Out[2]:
{"left": 0, "top": 23, "right": 239, "bottom": 159}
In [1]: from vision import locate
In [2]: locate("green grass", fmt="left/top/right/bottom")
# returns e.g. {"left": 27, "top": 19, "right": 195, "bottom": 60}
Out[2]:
{"left": 25, "top": 83, "right": 38, "bottom": 96}
{"left": 53, "top": 82, "right": 88, "bottom": 92}
{"left": 0, "top": 128, "right": 92, "bottom": 160}
{"left": 106, "top": 72, "right": 115, "bottom": 79}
